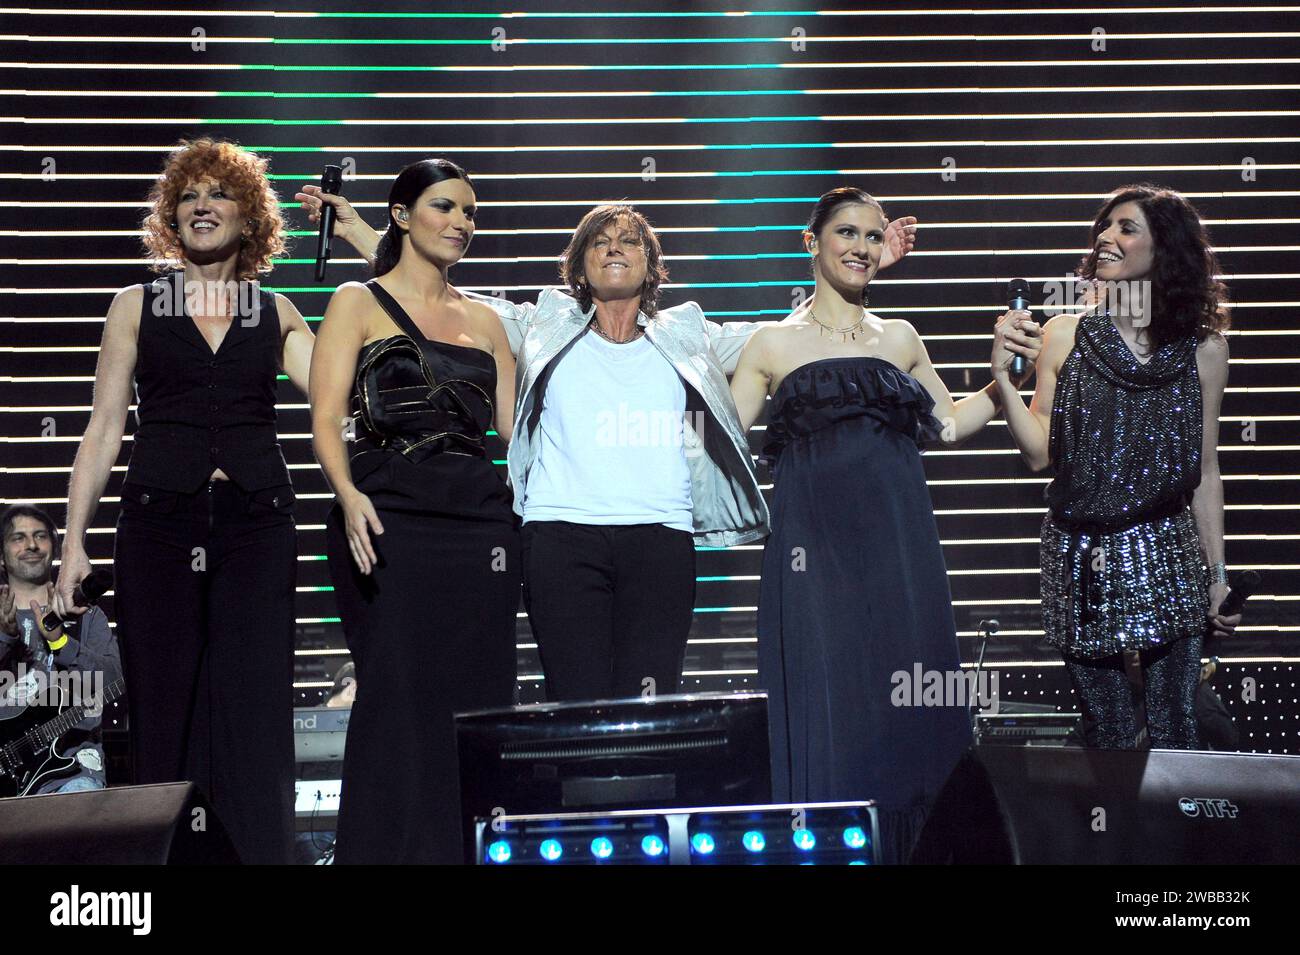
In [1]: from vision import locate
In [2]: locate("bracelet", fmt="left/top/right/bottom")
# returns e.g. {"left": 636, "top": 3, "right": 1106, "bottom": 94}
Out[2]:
{"left": 46, "top": 634, "right": 69, "bottom": 652}
{"left": 1208, "top": 562, "right": 1228, "bottom": 586}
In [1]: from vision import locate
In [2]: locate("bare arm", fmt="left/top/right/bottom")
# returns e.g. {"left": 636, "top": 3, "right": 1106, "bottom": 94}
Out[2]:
{"left": 473, "top": 301, "right": 517, "bottom": 443}
{"left": 56, "top": 287, "right": 141, "bottom": 614}
{"left": 998, "top": 313, "right": 1076, "bottom": 471}
{"left": 276, "top": 293, "right": 315, "bottom": 396}
{"left": 729, "top": 325, "right": 775, "bottom": 433}
{"left": 309, "top": 283, "right": 385, "bottom": 573}
{"left": 905, "top": 315, "right": 1041, "bottom": 446}
{"left": 1191, "top": 332, "right": 1238, "bottom": 637}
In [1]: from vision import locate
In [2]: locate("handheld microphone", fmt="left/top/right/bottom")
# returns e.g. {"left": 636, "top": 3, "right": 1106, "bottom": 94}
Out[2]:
{"left": 42, "top": 569, "right": 113, "bottom": 633}
{"left": 1007, "top": 278, "right": 1032, "bottom": 379}
{"left": 314, "top": 164, "right": 344, "bottom": 283}
{"left": 1217, "top": 570, "right": 1260, "bottom": 618}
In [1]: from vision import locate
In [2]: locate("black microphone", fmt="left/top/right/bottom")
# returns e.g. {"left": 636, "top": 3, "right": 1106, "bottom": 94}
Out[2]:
{"left": 314, "top": 164, "right": 344, "bottom": 282}
{"left": 1217, "top": 570, "right": 1260, "bottom": 618}
{"left": 1006, "top": 279, "right": 1032, "bottom": 379}
{"left": 42, "top": 569, "right": 113, "bottom": 633}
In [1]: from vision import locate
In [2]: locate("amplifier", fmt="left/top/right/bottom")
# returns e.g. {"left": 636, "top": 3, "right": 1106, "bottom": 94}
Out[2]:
{"left": 293, "top": 707, "right": 349, "bottom": 763}
{"left": 976, "top": 712, "right": 1080, "bottom": 747}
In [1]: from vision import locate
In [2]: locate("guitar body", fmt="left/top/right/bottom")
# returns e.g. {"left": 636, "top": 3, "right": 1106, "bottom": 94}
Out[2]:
{"left": 0, "top": 684, "right": 76, "bottom": 798}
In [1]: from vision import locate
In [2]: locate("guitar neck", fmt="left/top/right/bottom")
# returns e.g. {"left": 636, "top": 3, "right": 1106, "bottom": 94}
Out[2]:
{"left": 33, "top": 677, "right": 126, "bottom": 748}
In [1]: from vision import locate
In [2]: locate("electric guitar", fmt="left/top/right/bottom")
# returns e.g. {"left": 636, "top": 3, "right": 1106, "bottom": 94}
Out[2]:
{"left": 0, "top": 676, "right": 124, "bottom": 797}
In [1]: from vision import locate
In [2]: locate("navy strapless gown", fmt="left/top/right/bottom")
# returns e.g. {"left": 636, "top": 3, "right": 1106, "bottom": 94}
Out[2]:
{"left": 758, "top": 356, "right": 972, "bottom": 864}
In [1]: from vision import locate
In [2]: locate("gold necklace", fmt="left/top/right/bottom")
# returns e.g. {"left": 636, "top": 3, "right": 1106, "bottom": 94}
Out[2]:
{"left": 589, "top": 318, "right": 644, "bottom": 344}
{"left": 809, "top": 308, "right": 867, "bottom": 343}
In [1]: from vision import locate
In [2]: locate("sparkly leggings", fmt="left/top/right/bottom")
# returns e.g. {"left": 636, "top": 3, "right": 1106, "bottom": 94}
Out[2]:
{"left": 1064, "top": 634, "right": 1203, "bottom": 750}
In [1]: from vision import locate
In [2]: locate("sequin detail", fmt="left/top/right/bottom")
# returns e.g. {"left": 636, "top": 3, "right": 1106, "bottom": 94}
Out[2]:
{"left": 1046, "top": 310, "right": 1202, "bottom": 526}
{"left": 1041, "top": 507, "right": 1209, "bottom": 658}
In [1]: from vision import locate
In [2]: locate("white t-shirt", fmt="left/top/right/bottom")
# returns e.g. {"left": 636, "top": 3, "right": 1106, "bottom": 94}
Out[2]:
{"left": 522, "top": 329, "right": 694, "bottom": 531}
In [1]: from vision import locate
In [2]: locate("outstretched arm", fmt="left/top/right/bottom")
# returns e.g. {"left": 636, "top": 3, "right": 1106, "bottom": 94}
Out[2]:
{"left": 908, "top": 313, "right": 1042, "bottom": 446}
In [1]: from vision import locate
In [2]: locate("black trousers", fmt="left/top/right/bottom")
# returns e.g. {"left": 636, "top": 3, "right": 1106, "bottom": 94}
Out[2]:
{"left": 1064, "top": 634, "right": 1204, "bottom": 750}
{"left": 114, "top": 479, "right": 296, "bottom": 865}
{"left": 521, "top": 521, "right": 696, "bottom": 702}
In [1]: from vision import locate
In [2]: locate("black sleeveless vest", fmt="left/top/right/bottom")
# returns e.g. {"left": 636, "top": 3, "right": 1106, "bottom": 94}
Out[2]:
{"left": 124, "top": 272, "right": 291, "bottom": 493}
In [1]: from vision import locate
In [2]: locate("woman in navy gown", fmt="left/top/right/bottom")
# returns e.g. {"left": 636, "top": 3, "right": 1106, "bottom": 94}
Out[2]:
{"left": 731, "top": 188, "right": 1042, "bottom": 863}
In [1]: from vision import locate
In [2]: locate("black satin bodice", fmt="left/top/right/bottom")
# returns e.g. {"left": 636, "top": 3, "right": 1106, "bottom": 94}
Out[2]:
{"left": 760, "top": 356, "right": 943, "bottom": 466}
{"left": 346, "top": 281, "right": 514, "bottom": 521}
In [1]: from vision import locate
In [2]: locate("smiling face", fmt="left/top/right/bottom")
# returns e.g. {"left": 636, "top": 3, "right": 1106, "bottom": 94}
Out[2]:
{"left": 1092, "top": 200, "right": 1156, "bottom": 283}
{"left": 581, "top": 216, "right": 650, "bottom": 304}
{"left": 3, "top": 515, "right": 54, "bottom": 587}
{"left": 174, "top": 177, "right": 248, "bottom": 261}
{"left": 806, "top": 203, "right": 886, "bottom": 296}
{"left": 393, "top": 177, "right": 476, "bottom": 268}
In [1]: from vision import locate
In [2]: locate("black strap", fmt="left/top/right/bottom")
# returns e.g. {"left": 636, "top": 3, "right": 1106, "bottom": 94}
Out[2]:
{"left": 365, "top": 280, "right": 426, "bottom": 342}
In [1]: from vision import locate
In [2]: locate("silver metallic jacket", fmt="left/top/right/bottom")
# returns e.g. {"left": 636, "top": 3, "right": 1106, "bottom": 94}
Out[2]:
{"left": 470, "top": 288, "right": 770, "bottom": 547}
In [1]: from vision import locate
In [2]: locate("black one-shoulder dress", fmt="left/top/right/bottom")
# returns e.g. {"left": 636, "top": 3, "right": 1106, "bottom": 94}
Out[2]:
{"left": 326, "top": 281, "right": 520, "bottom": 864}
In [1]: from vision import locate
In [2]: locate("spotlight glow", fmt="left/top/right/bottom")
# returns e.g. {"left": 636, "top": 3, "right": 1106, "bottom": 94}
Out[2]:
{"left": 539, "top": 839, "right": 563, "bottom": 862}
{"left": 641, "top": 834, "right": 666, "bottom": 857}
{"left": 843, "top": 827, "right": 868, "bottom": 850}
{"left": 486, "top": 840, "right": 511, "bottom": 864}
{"left": 691, "top": 832, "right": 716, "bottom": 855}
{"left": 793, "top": 829, "right": 817, "bottom": 851}
{"left": 742, "top": 830, "right": 766, "bottom": 852}
{"left": 591, "top": 837, "right": 614, "bottom": 859}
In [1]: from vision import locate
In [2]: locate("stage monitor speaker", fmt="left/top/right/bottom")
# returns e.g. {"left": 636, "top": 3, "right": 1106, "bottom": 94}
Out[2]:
{"left": 911, "top": 746, "right": 1300, "bottom": 864}
{"left": 0, "top": 782, "right": 241, "bottom": 864}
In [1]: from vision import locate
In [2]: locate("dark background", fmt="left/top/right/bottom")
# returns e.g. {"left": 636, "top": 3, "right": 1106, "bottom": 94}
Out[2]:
{"left": 5, "top": 0, "right": 1297, "bottom": 752}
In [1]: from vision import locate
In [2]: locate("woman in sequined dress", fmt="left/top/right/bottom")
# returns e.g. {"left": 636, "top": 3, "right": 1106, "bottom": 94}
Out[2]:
{"left": 730, "top": 188, "right": 1043, "bottom": 863}
{"left": 998, "top": 184, "right": 1241, "bottom": 749}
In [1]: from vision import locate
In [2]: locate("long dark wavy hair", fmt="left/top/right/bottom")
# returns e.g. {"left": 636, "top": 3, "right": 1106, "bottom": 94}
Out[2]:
{"left": 373, "top": 158, "right": 475, "bottom": 278}
{"left": 1078, "top": 184, "right": 1229, "bottom": 347}
{"left": 559, "top": 204, "right": 670, "bottom": 317}
{"left": 805, "top": 187, "right": 887, "bottom": 304}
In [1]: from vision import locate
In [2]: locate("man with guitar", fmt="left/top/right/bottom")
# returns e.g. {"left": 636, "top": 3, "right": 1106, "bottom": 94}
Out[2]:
{"left": 0, "top": 504, "right": 121, "bottom": 795}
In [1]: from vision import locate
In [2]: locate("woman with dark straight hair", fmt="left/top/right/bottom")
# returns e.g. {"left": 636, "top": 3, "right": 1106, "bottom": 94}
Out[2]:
{"left": 731, "top": 186, "right": 1044, "bottom": 863}
{"left": 310, "top": 159, "right": 520, "bottom": 863}
{"left": 999, "top": 183, "right": 1240, "bottom": 750}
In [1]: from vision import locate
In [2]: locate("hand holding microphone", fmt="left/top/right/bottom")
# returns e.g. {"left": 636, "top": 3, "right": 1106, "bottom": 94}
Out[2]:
{"left": 993, "top": 278, "right": 1043, "bottom": 386}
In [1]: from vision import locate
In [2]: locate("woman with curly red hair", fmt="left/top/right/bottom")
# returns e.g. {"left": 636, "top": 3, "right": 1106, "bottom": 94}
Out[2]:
{"left": 999, "top": 184, "right": 1241, "bottom": 750}
{"left": 57, "top": 138, "right": 314, "bottom": 864}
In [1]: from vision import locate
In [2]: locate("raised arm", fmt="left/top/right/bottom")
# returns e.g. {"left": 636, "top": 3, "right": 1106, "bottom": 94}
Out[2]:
{"left": 276, "top": 292, "right": 315, "bottom": 396}
{"left": 297, "top": 186, "right": 379, "bottom": 266}
{"left": 55, "top": 287, "right": 141, "bottom": 617}
{"left": 997, "top": 313, "right": 1076, "bottom": 471}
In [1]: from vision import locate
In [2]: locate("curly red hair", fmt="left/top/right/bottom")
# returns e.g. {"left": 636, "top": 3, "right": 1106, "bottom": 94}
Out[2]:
{"left": 142, "top": 137, "right": 286, "bottom": 279}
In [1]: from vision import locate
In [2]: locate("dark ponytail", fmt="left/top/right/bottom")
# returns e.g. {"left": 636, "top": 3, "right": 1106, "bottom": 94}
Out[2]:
{"left": 373, "top": 158, "right": 475, "bottom": 278}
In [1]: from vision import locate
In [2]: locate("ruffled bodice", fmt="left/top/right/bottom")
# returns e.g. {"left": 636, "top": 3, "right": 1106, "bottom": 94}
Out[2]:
{"left": 760, "top": 356, "right": 943, "bottom": 466}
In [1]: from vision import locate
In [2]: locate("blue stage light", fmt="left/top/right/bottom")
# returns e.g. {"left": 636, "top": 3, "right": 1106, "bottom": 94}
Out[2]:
{"left": 842, "top": 826, "right": 868, "bottom": 849}
{"left": 691, "top": 832, "right": 716, "bottom": 855}
{"left": 641, "top": 834, "right": 666, "bottom": 857}
{"left": 742, "top": 830, "right": 766, "bottom": 853}
{"left": 590, "top": 837, "right": 614, "bottom": 859}
{"left": 486, "top": 840, "right": 511, "bottom": 864}
{"left": 539, "top": 839, "right": 563, "bottom": 862}
{"left": 793, "top": 829, "right": 816, "bottom": 851}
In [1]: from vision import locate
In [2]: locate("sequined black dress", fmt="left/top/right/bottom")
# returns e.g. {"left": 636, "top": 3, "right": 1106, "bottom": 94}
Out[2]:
{"left": 326, "top": 281, "right": 520, "bottom": 864}
{"left": 1041, "top": 310, "right": 1208, "bottom": 658}
{"left": 758, "top": 357, "right": 972, "bottom": 865}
